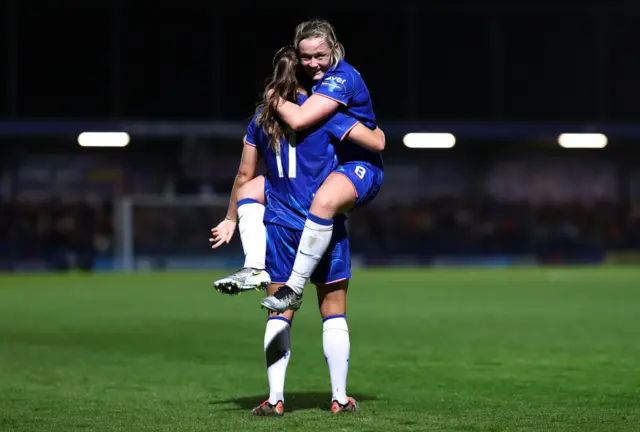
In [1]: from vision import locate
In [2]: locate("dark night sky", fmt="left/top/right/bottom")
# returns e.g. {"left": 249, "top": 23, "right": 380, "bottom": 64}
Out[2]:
{"left": 2, "top": 1, "right": 640, "bottom": 122}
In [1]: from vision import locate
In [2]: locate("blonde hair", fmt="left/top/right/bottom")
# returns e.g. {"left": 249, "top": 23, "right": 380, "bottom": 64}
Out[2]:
{"left": 294, "top": 19, "right": 345, "bottom": 67}
{"left": 254, "top": 46, "right": 299, "bottom": 152}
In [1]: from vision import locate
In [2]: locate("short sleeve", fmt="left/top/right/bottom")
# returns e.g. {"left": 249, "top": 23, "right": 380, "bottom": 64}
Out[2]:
{"left": 314, "top": 70, "right": 352, "bottom": 106}
{"left": 325, "top": 112, "right": 359, "bottom": 142}
{"left": 245, "top": 117, "right": 259, "bottom": 147}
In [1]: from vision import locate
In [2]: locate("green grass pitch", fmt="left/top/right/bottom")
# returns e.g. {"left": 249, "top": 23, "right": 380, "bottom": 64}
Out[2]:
{"left": 1, "top": 267, "right": 639, "bottom": 431}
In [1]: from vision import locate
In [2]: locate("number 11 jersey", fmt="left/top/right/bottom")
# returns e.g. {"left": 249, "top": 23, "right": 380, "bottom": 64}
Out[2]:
{"left": 244, "top": 93, "right": 358, "bottom": 231}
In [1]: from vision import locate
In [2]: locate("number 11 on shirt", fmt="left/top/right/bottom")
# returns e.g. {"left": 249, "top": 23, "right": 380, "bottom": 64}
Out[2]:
{"left": 276, "top": 133, "right": 297, "bottom": 178}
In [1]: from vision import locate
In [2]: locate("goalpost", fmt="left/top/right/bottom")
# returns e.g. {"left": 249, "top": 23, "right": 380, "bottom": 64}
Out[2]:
{"left": 113, "top": 194, "right": 244, "bottom": 272}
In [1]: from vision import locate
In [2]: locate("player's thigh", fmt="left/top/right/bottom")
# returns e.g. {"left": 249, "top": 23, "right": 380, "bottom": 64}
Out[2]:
{"left": 332, "top": 162, "right": 383, "bottom": 209}
{"left": 315, "top": 279, "right": 349, "bottom": 318}
{"left": 237, "top": 175, "right": 266, "bottom": 204}
{"left": 266, "top": 282, "right": 295, "bottom": 321}
{"left": 309, "top": 172, "right": 357, "bottom": 218}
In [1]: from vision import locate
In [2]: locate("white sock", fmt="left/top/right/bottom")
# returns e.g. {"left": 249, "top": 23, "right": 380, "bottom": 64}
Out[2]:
{"left": 264, "top": 317, "right": 291, "bottom": 405}
{"left": 323, "top": 315, "right": 350, "bottom": 405}
{"left": 286, "top": 214, "right": 333, "bottom": 294}
{"left": 237, "top": 200, "right": 266, "bottom": 270}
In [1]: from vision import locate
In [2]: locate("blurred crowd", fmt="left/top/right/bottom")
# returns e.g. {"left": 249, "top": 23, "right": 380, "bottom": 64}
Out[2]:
{"left": 0, "top": 200, "right": 112, "bottom": 270}
{"left": 349, "top": 199, "right": 640, "bottom": 263}
{"left": 2, "top": 145, "right": 640, "bottom": 270}
{"left": 1, "top": 197, "right": 639, "bottom": 270}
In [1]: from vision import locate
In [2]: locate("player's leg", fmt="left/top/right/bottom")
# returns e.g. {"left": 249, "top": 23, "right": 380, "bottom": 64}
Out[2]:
{"left": 260, "top": 173, "right": 354, "bottom": 311}
{"left": 316, "top": 279, "right": 358, "bottom": 413}
{"left": 301, "top": 221, "right": 357, "bottom": 412}
{"left": 262, "top": 162, "right": 382, "bottom": 312}
{"left": 253, "top": 283, "right": 294, "bottom": 417}
{"left": 252, "top": 224, "right": 299, "bottom": 417}
{"left": 214, "top": 176, "right": 271, "bottom": 294}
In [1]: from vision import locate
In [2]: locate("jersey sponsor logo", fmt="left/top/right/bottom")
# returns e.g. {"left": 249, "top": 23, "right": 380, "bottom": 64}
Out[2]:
{"left": 320, "top": 75, "right": 347, "bottom": 92}
{"left": 322, "top": 84, "right": 344, "bottom": 93}
{"left": 322, "top": 83, "right": 343, "bottom": 92}
{"left": 324, "top": 76, "right": 347, "bottom": 90}
{"left": 325, "top": 76, "right": 347, "bottom": 85}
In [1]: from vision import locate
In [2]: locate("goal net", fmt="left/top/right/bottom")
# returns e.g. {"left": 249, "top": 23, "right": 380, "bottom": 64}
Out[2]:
{"left": 113, "top": 194, "right": 244, "bottom": 271}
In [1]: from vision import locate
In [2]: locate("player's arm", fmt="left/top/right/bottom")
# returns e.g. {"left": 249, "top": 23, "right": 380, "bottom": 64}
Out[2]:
{"left": 275, "top": 93, "right": 340, "bottom": 131}
{"left": 328, "top": 112, "right": 385, "bottom": 152}
{"left": 344, "top": 124, "right": 386, "bottom": 152}
{"left": 225, "top": 136, "right": 259, "bottom": 221}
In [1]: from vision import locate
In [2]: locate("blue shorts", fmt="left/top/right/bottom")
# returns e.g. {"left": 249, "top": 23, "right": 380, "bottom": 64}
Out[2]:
{"left": 265, "top": 221, "right": 351, "bottom": 285}
{"left": 333, "top": 161, "right": 384, "bottom": 208}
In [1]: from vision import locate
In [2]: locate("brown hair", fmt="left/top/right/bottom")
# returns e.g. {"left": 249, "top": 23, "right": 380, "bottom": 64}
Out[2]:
{"left": 294, "top": 19, "right": 345, "bottom": 67}
{"left": 255, "top": 46, "right": 299, "bottom": 152}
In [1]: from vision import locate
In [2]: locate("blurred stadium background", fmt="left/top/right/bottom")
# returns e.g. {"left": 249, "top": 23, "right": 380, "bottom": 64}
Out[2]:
{"left": 2, "top": 1, "right": 640, "bottom": 271}
{"left": 1, "top": 1, "right": 639, "bottom": 430}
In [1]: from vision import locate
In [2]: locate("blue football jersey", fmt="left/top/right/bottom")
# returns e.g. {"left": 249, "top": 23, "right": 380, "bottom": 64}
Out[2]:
{"left": 313, "top": 60, "right": 384, "bottom": 169}
{"left": 245, "top": 94, "right": 357, "bottom": 230}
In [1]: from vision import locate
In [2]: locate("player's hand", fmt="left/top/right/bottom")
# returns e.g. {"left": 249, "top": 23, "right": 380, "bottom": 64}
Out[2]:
{"left": 210, "top": 218, "right": 236, "bottom": 249}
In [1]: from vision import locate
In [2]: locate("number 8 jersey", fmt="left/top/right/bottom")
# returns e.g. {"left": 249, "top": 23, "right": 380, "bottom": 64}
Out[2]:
{"left": 245, "top": 93, "right": 358, "bottom": 231}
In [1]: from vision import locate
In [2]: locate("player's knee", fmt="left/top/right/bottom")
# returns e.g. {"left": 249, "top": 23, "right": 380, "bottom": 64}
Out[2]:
{"left": 311, "top": 191, "right": 336, "bottom": 214}
{"left": 311, "top": 188, "right": 349, "bottom": 219}
{"left": 237, "top": 183, "right": 253, "bottom": 201}
{"left": 311, "top": 175, "right": 357, "bottom": 218}
{"left": 237, "top": 178, "right": 264, "bottom": 203}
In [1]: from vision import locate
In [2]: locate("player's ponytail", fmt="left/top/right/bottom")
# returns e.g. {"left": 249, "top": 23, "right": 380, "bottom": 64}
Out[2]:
{"left": 255, "top": 46, "right": 299, "bottom": 153}
{"left": 332, "top": 41, "right": 345, "bottom": 66}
